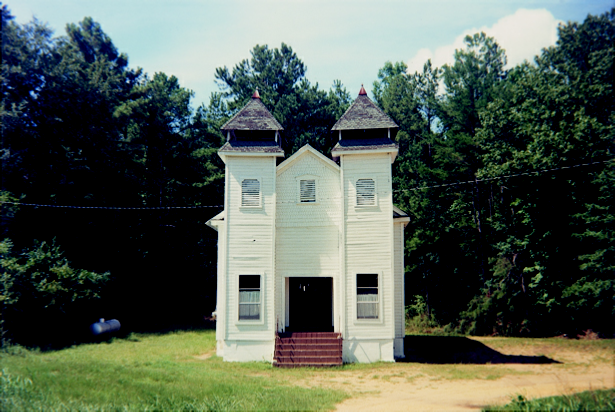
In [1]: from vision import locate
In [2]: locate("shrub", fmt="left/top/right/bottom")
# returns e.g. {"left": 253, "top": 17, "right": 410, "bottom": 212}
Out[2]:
{"left": 0, "top": 239, "right": 110, "bottom": 346}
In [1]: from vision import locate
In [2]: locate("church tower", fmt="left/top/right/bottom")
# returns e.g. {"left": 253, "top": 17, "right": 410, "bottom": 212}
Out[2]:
{"left": 212, "top": 90, "right": 284, "bottom": 360}
{"left": 331, "top": 85, "right": 405, "bottom": 361}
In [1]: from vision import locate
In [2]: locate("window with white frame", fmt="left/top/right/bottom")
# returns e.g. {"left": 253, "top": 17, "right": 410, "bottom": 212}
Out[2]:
{"left": 241, "top": 179, "right": 261, "bottom": 207}
{"left": 356, "top": 178, "right": 376, "bottom": 206}
{"left": 357, "top": 273, "right": 379, "bottom": 319}
{"left": 238, "top": 275, "right": 261, "bottom": 320}
{"left": 299, "top": 179, "right": 316, "bottom": 203}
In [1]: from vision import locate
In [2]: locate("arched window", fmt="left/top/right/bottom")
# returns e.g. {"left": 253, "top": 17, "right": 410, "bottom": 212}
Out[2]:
{"left": 241, "top": 179, "right": 261, "bottom": 207}
{"left": 356, "top": 178, "right": 376, "bottom": 206}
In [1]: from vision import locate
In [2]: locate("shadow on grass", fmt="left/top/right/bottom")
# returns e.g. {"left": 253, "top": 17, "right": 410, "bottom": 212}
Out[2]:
{"left": 4, "top": 318, "right": 217, "bottom": 353}
{"left": 401, "top": 335, "right": 559, "bottom": 364}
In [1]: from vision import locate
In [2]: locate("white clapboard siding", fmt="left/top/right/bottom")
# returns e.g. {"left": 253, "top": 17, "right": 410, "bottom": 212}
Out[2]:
{"left": 342, "top": 153, "right": 394, "bottom": 340}
{"left": 274, "top": 148, "right": 342, "bottom": 330}
{"left": 394, "top": 222, "right": 405, "bottom": 339}
{"left": 276, "top": 149, "right": 342, "bottom": 228}
{"left": 224, "top": 156, "right": 276, "bottom": 341}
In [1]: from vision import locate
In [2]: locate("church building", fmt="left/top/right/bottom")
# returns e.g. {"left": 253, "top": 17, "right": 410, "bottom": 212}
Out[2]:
{"left": 206, "top": 86, "right": 409, "bottom": 365}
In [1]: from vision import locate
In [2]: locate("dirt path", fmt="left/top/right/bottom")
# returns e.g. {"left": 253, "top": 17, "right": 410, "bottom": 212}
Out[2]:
{"left": 334, "top": 364, "right": 613, "bottom": 411}
{"left": 301, "top": 337, "right": 615, "bottom": 411}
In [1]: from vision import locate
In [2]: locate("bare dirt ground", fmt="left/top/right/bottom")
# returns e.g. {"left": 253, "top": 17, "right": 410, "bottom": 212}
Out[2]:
{"left": 298, "top": 337, "right": 615, "bottom": 411}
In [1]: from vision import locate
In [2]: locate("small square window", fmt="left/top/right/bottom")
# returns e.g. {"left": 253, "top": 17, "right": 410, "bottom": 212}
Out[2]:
{"left": 300, "top": 179, "right": 316, "bottom": 203}
{"left": 357, "top": 273, "right": 379, "bottom": 319}
{"left": 239, "top": 275, "right": 261, "bottom": 320}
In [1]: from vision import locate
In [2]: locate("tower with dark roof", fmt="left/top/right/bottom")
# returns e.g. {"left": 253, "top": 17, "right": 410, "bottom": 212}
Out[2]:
{"left": 218, "top": 90, "right": 285, "bottom": 156}
{"left": 331, "top": 85, "right": 399, "bottom": 161}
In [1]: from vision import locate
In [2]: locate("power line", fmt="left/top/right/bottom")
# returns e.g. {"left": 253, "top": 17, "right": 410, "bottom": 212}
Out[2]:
{"left": 398, "top": 159, "right": 612, "bottom": 192}
{"left": 0, "top": 159, "right": 611, "bottom": 209}
{"left": 0, "top": 202, "right": 223, "bottom": 210}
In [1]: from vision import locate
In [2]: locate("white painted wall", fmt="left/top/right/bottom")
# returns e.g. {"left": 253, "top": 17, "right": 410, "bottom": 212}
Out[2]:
{"left": 275, "top": 148, "right": 342, "bottom": 331}
{"left": 394, "top": 221, "right": 406, "bottom": 358}
{"left": 341, "top": 152, "right": 396, "bottom": 361}
{"left": 212, "top": 145, "right": 405, "bottom": 363}
{"left": 223, "top": 155, "right": 277, "bottom": 348}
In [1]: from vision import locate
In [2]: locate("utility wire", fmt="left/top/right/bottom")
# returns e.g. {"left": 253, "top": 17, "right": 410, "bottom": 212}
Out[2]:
{"left": 398, "top": 159, "right": 612, "bottom": 192}
{"left": 0, "top": 159, "right": 611, "bottom": 209}
{"left": 0, "top": 202, "right": 223, "bottom": 210}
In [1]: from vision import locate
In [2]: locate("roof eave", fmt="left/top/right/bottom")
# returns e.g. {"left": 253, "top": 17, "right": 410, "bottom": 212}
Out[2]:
{"left": 331, "top": 146, "right": 399, "bottom": 163}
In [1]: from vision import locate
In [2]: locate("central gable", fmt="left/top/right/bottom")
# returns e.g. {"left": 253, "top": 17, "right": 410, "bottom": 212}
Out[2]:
{"left": 276, "top": 144, "right": 339, "bottom": 176}
{"left": 276, "top": 145, "right": 341, "bottom": 229}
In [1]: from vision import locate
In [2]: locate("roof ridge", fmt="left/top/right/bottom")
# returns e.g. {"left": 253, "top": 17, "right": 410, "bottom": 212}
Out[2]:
{"left": 331, "top": 90, "right": 398, "bottom": 131}
{"left": 221, "top": 96, "right": 283, "bottom": 131}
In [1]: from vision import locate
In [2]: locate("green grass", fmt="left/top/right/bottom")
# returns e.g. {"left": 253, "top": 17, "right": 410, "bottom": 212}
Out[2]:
{"left": 0, "top": 330, "right": 348, "bottom": 411}
{"left": 483, "top": 389, "right": 615, "bottom": 411}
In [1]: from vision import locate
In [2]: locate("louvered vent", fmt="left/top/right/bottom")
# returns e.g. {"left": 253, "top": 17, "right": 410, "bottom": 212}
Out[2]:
{"left": 356, "top": 179, "right": 376, "bottom": 206}
{"left": 241, "top": 179, "right": 260, "bottom": 207}
{"left": 300, "top": 179, "right": 316, "bottom": 203}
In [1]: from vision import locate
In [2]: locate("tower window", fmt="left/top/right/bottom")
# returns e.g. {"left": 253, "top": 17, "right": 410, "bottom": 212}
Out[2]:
{"left": 356, "top": 179, "right": 376, "bottom": 206}
{"left": 241, "top": 179, "right": 261, "bottom": 207}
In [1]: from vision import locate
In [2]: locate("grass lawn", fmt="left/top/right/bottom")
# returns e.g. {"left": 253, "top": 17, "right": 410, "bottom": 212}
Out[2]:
{"left": 1, "top": 330, "right": 348, "bottom": 411}
{"left": 483, "top": 389, "right": 615, "bottom": 411}
{"left": 2, "top": 330, "right": 613, "bottom": 411}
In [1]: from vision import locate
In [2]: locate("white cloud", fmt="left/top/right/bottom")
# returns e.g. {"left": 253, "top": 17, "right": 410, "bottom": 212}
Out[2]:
{"left": 406, "top": 8, "right": 562, "bottom": 75}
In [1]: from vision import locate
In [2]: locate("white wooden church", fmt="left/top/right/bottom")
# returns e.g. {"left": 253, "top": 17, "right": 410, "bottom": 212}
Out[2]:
{"left": 207, "top": 86, "right": 409, "bottom": 365}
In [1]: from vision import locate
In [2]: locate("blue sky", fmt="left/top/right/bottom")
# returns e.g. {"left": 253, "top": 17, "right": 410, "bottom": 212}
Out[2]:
{"left": 8, "top": 0, "right": 612, "bottom": 109}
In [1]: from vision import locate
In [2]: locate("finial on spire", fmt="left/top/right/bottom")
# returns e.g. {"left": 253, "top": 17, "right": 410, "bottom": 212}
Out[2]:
{"left": 359, "top": 84, "right": 367, "bottom": 95}
{"left": 252, "top": 88, "right": 261, "bottom": 99}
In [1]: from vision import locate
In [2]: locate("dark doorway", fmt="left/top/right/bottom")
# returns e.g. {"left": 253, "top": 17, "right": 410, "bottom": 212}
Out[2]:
{"left": 288, "top": 277, "right": 333, "bottom": 332}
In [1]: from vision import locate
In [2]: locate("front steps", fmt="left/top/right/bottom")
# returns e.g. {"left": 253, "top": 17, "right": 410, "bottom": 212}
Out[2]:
{"left": 273, "top": 332, "right": 343, "bottom": 367}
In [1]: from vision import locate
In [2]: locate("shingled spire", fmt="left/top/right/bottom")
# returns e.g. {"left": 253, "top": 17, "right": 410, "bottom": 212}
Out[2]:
{"left": 218, "top": 90, "right": 284, "bottom": 156}
{"left": 332, "top": 86, "right": 398, "bottom": 131}
{"left": 221, "top": 90, "right": 283, "bottom": 132}
{"left": 330, "top": 85, "right": 398, "bottom": 160}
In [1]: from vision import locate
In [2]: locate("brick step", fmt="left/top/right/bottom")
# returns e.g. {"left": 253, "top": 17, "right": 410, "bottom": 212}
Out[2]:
{"left": 278, "top": 332, "right": 341, "bottom": 338}
{"left": 274, "top": 362, "right": 342, "bottom": 368}
{"left": 276, "top": 344, "right": 341, "bottom": 351}
{"left": 275, "top": 349, "right": 341, "bottom": 357}
{"left": 274, "top": 332, "right": 343, "bottom": 368}
{"left": 276, "top": 338, "right": 341, "bottom": 345}
{"left": 275, "top": 355, "right": 341, "bottom": 362}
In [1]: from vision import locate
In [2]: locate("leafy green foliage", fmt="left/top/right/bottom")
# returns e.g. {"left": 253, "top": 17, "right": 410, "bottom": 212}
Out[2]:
{"left": 0, "top": 239, "right": 109, "bottom": 345}
{"left": 379, "top": 9, "right": 614, "bottom": 336}
{"left": 1, "top": 2, "right": 613, "bottom": 343}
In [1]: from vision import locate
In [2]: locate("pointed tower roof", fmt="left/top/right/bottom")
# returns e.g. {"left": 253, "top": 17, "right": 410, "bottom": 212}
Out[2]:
{"left": 331, "top": 85, "right": 398, "bottom": 130}
{"left": 221, "top": 91, "right": 283, "bottom": 131}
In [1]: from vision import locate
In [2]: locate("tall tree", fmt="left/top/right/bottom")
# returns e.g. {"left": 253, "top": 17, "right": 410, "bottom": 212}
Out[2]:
{"left": 213, "top": 43, "right": 350, "bottom": 155}
{"left": 464, "top": 9, "right": 615, "bottom": 335}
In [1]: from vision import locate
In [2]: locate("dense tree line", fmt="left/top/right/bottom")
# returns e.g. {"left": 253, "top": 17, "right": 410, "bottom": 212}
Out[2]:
{"left": 376, "top": 9, "right": 614, "bottom": 336}
{"left": 1, "top": 4, "right": 612, "bottom": 346}
{"left": 0, "top": 5, "right": 350, "bottom": 346}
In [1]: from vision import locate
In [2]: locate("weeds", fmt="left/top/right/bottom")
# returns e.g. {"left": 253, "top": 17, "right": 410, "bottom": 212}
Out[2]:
{"left": 484, "top": 389, "right": 615, "bottom": 411}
